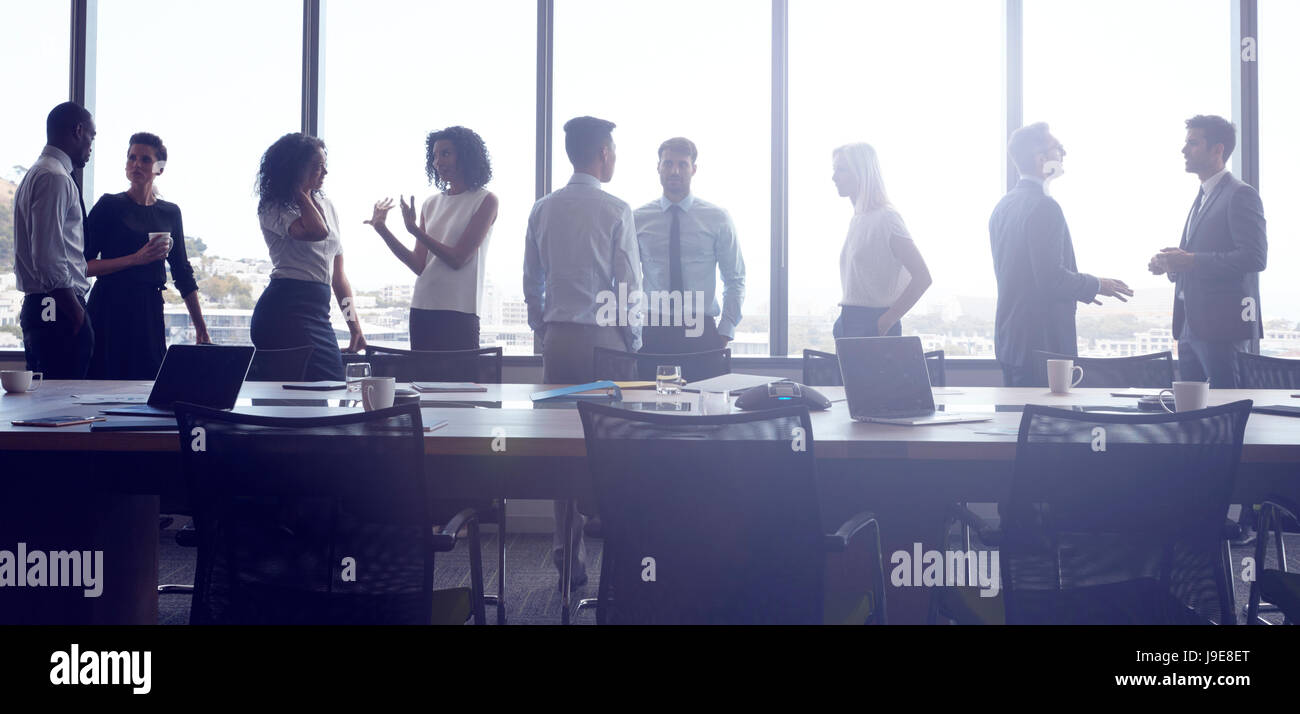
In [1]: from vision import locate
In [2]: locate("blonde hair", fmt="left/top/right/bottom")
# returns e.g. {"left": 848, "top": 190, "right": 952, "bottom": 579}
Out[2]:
{"left": 833, "top": 143, "right": 891, "bottom": 214}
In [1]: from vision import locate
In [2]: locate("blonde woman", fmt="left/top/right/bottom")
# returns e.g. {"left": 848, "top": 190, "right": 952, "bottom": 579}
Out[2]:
{"left": 831, "top": 143, "right": 932, "bottom": 338}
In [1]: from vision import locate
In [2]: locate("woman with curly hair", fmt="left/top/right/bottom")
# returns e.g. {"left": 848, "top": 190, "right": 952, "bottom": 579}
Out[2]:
{"left": 366, "top": 126, "right": 498, "bottom": 350}
{"left": 251, "top": 132, "right": 365, "bottom": 381}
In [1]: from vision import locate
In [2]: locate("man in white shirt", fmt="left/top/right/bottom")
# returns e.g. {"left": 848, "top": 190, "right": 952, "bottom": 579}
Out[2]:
{"left": 13, "top": 102, "right": 97, "bottom": 378}
{"left": 523, "top": 115, "right": 642, "bottom": 587}
{"left": 633, "top": 137, "right": 744, "bottom": 354}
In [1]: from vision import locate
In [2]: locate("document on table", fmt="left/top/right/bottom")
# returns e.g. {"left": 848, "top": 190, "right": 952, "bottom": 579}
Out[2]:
{"left": 71, "top": 394, "right": 149, "bottom": 405}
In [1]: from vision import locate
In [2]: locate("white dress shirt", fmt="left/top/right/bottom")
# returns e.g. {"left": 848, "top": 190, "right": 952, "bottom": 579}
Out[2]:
{"left": 13, "top": 145, "right": 90, "bottom": 296}
{"left": 523, "top": 173, "right": 643, "bottom": 350}
{"left": 633, "top": 194, "right": 745, "bottom": 338}
{"left": 259, "top": 194, "right": 344, "bottom": 285}
{"left": 839, "top": 206, "right": 914, "bottom": 308}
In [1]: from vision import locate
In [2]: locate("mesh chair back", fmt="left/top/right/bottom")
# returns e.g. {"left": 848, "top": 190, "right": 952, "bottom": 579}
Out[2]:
{"left": 592, "top": 347, "right": 730, "bottom": 382}
{"left": 802, "top": 349, "right": 842, "bottom": 386}
{"left": 246, "top": 346, "right": 315, "bottom": 382}
{"left": 1034, "top": 350, "right": 1174, "bottom": 389}
{"left": 1002, "top": 400, "right": 1252, "bottom": 624}
{"left": 578, "top": 402, "right": 823, "bottom": 624}
{"left": 1236, "top": 351, "right": 1300, "bottom": 389}
{"left": 174, "top": 403, "right": 432, "bottom": 624}
{"left": 365, "top": 346, "right": 502, "bottom": 384}
{"left": 803, "top": 348, "right": 945, "bottom": 387}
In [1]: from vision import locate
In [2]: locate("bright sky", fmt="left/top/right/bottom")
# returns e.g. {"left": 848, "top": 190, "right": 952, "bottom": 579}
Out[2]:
{"left": 2, "top": 0, "right": 1296, "bottom": 338}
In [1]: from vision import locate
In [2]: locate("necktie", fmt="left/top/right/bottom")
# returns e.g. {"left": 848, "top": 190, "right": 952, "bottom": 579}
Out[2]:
{"left": 1181, "top": 188, "right": 1204, "bottom": 249}
{"left": 668, "top": 205, "right": 683, "bottom": 294}
{"left": 75, "top": 173, "right": 87, "bottom": 221}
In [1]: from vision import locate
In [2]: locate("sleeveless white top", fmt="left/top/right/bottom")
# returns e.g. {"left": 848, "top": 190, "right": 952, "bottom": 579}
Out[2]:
{"left": 410, "top": 188, "right": 492, "bottom": 314}
{"left": 839, "top": 206, "right": 913, "bottom": 308}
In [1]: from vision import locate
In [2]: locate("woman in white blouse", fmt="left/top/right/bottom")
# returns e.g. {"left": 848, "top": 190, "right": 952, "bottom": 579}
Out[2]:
{"left": 250, "top": 133, "right": 365, "bottom": 380}
{"left": 367, "top": 126, "right": 498, "bottom": 351}
{"left": 831, "top": 142, "right": 933, "bottom": 338}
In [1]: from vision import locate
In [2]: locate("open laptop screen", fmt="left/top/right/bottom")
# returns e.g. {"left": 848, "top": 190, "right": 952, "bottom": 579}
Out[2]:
{"left": 836, "top": 336, "right": 935, "bottom": 418}
{"left": 147, "top": 345, "right": 255, "bottom": 410}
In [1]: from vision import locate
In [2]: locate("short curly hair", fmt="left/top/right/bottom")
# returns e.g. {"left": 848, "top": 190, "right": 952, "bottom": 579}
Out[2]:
{"left": 425, "top": 126, "right": 492, "bottom": 192}
{"left": 257, "top": 132, "right": 326, "bottom": 213}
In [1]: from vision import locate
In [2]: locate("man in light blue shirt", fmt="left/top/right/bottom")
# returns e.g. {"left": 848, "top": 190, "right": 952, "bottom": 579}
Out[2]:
{"left": 14, "top": 102, "right": 97, "bottom": 378}
{"left": 633, "top": 137, "right": 744, "bottom": 354}
{"left": 523, "top": 115, "right": 642, "bottom": 587}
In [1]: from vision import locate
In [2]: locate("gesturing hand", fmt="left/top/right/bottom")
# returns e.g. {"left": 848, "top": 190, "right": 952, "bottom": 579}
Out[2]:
{"left": 1147, "top": 254, "right": 1167, "bottom": 275}
{"left": 364, "top": 198, "right": 395, "bottom": 228}
{"left": 399, "top": 195, "right": 420, "bottom": 233}
{"left": 1091, "top": 277, "right": 1133, "bottom": 305}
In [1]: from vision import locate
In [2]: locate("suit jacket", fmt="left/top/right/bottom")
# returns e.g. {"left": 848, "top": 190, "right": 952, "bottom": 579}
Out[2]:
{"left": 1170, "top": 172, "right": 1266, "bottom": 342}
{"left": 989, "top": 178, "right": 1100, "bottom": 367}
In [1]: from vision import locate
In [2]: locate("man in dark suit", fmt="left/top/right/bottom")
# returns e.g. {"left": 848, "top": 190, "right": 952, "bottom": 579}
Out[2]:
{"left": 990, "top": 122, "right": 1132, "bottom": 387}
{"left": 1149, "top": 115, "right": 1266, "bottom": 388}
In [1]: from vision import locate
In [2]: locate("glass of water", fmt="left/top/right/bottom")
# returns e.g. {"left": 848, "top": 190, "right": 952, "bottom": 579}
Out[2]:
{"left": 345, "top": 362, "right": 371, "bottom": 396}
{"left": 656, "top": 365, "right": 682, "bottom": 396}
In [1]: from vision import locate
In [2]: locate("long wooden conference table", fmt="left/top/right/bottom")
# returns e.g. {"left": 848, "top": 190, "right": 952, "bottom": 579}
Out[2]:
{"left": 2, "top": 380, "right": 1298, "bottom": 624}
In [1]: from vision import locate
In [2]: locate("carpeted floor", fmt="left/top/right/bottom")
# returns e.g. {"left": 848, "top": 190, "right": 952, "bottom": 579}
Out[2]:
{"left": 157, "top": 520, "right": 1296, "bottom": 625}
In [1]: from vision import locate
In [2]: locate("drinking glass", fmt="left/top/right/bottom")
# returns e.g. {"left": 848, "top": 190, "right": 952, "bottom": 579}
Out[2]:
{"left": 346, "top": 362, "right": 371, "bottom": 396}
{"left": 656, "top": 365, "right": 682, "bottom": 396}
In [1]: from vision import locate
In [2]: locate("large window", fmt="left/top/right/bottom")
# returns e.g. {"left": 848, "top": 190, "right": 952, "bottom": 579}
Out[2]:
{"left": 553, "top": 0, "right": 772, "bottom": 355}
{"left": 89, "top": 0, "right": 301, "bottom": 345}
{"left": 0, "top": 1, "right": 70, "bottom": 348}
{"left": 788, "top": 0, "right": 1004, "bottom": 356}
{"left": 322, "top": 0, "right": 535, "bottom": 353}
{"left": 1024, "top": 0, "right": 1232, "bottom": 358}
{"left": 1259, "top": 0, "right": 1300, "bottom": 356}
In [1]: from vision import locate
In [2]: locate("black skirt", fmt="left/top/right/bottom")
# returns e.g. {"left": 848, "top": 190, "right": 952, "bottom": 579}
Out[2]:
{"left": 86, "top": 280, "right": 166, "bottom": 380}
{"left": 251, "top": 278, "right": 345, "bottom": 381}
{"left": 409, "top": 308, "right": 480, "bottom": 351}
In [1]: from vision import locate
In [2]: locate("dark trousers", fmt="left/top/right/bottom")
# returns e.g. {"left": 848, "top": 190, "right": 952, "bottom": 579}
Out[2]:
{"left": 20, "top": 293, "right": 94, "bottom": 379}
{"left": 640, "top": 315, "right": 723, "bottom": 354}
{"left": 1177, "top": 339, "right": 1249, "bottom": 389}
{"left": 409, "top": 308, "right": 480, "bottom": 351}
{"left": 832, "top": 305, "right": 902, "bottom": 339}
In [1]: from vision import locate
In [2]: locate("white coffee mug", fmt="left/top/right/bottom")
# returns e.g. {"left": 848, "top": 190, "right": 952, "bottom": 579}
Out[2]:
{"left": 360, "top": 376, "right": 396, "bottom": 411}
{"left": 1158, "top": 381, "right": 1210, "bottom": 413}
{"left": 1, "top": 370, "right": 42, "bottom": 393}
{"left": 148, "top": 231, "right": 173, "bottom": 253}
{"left": 1046, "top": 359, "right": 1084, "bottom": 394}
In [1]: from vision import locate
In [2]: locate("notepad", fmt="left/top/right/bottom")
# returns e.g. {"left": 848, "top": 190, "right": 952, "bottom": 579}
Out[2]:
{"left": 411, "top": 382, "right": 488, "bottom": 393}
{"left": 682, "top": 373, "right": 782, "bottom": 395}
{"left": 11, "top": 415, "right": 107, "bottom": 427}
{"left": 1253, "top": 405, "right": 1300, "bottom": 418}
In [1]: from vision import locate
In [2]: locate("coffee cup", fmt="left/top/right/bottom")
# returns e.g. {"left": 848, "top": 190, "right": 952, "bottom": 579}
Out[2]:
{"left": 1158, "top": 381, "right": 1210, "bottom": 413}
{"left": 1046, "top": 359, "right": 1084, "bottom": 394}
{"left": 1, "top": 370, "right": 42, "bottom": 394}
{"left": 148, "top": 232, "right": 173, "bottom": 252}
{"left": 361, "top": 376, "right": 396, "bottom": 411}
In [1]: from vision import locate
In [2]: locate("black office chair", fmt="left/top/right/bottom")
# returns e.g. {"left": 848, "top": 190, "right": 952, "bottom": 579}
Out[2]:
{"left": 1236, "top": 352, "right": 1300, "bottom": 390}
{"left": 173, "top": 402, "right": 485, "bottom": 625}
{"left": 246, "top": 345, "right": 315, "bottom": 382}
{"left": 802, "top": 348, "right": 946, "bottom": 387}
{"left": 931, "top": 400, "right": 1253, "bottom": 625}
{"left": 592, "top": 346, "right": 730, "bottom": 382}
{"left": 1033, "top": 350, "right": 1174, "bottom": 389}
{"left": 361, "top": 344, "right": 508, "bottom": 622}
{"left": 1247, "top": 496, "right": 1299, "bottom": 625}
{"left": 364, "top": 345, "right": 503, "bottom": 384}
{"left": 573, "top": 402, "right": 886, "bottom": 625}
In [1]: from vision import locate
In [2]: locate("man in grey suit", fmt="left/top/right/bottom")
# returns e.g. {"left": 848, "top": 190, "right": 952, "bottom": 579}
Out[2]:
{"left": 1149, "top": 115, "right": 1266, "bottom": 389}
{"left": 990, "top": 122, "right": 1132, "bottom": 387}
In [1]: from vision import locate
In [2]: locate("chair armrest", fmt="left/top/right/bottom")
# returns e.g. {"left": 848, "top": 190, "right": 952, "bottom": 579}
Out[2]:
{"left": 433, "top": 508, "right": 479, "bottom": 552}
{"left": 948, "top": 503, "right": 1000, "bottom": 546}
{"left": 824, "top": 511, "right": 878, "bottom": 553}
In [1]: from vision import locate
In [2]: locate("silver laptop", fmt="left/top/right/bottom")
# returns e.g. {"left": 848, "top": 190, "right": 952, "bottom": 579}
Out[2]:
{"left": 836, "top": 337, "right": 990, "bottom": 426}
